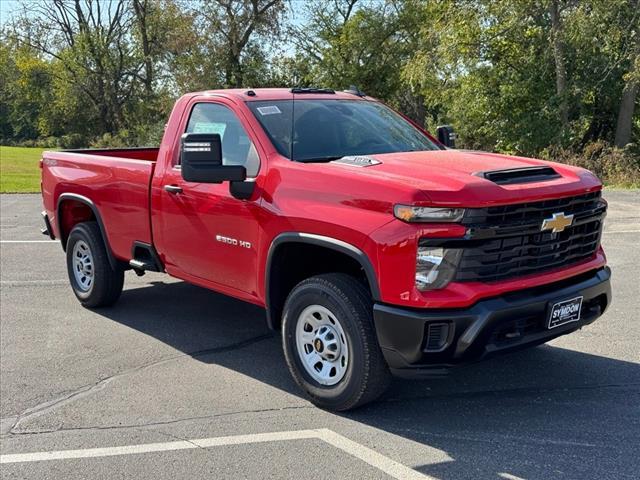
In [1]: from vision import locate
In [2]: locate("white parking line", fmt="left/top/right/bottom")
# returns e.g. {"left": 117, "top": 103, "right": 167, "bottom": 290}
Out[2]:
{"left": 316, "top": 428, "right": 429, "bottom": 480}
{"left": 0, "top": 240, "right": 58, "bottom": 243}
{"left": 499, "top": 474, "right": 527, "bottom": 480}
{"left": 0, "top": 280, "right": 68, "bottom": 286}
{"left": 0, "top": 428, "right": 433, "bottom": 479}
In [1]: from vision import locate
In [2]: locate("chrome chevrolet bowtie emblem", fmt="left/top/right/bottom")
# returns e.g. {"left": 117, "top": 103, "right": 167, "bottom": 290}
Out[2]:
{"left": 541, "top": 212, "right": 574, "bottom": 233}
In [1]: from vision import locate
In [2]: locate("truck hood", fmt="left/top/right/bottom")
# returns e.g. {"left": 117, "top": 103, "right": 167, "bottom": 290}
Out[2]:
{"left": 320, "top": 150, "right": 602, "bottom": 207}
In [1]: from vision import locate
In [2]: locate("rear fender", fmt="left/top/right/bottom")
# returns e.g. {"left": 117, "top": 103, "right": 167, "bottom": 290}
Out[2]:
{"left": 56, "top": 193, "right": 119, "bottom": 270}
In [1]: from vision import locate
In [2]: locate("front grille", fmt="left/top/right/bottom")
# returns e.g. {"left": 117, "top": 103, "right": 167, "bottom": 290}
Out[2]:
{"left": 454, "top": 191, "right": 605, "bottom": 283}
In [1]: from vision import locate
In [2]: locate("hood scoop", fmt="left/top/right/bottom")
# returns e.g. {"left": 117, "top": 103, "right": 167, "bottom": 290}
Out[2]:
{"left": 475, "top": 166, "right": 560, "bottom": 185}
{"left": 331, "top": 155, "right": 381, "bottom": 167}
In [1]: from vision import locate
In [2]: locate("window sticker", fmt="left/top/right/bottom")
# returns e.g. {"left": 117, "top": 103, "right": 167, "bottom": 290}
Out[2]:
{"left": 193, "top": 122, "right": 227, "bottom": 136}
{"left": 257, "top": 105, "right": 281, "bottom": 116}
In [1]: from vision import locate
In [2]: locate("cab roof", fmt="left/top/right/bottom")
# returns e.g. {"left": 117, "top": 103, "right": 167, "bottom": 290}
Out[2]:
{"left": 190, "top": 88, "right": 373, "bottom": 102}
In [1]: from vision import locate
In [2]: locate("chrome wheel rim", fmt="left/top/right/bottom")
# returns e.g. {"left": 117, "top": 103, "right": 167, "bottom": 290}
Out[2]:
{"left": 295, "top": 305, "right": 349, "bottom": 386}
{"left": 72, "top": 240, "right": 94, "bottom": 292}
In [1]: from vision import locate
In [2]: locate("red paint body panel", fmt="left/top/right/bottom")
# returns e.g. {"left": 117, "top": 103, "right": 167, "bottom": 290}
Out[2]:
{"left": 41, "top": 88, "right": 607, "bottom": 312}
{"left": 41, "top": 151, "right": 155, "bottom": 260}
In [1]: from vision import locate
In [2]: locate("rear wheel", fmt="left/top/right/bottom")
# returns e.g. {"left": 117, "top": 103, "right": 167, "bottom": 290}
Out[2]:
{"left": 282, "top": 273, "right": 390, "bottom": 411}
{"left": 66, "top": 222, "right": 124, "bottom": 307}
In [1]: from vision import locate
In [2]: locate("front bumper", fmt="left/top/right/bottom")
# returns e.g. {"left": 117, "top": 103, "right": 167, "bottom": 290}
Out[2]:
{"left": 373, "top": 267, "right": 611, "bottom": 378}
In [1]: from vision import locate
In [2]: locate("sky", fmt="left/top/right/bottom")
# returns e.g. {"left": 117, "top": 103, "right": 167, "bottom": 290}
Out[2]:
{"left": 0, "top": 0, "right": 19, "bottom": 25}
{"left": 0, "top": 0, "right": 309, "bottom": 25}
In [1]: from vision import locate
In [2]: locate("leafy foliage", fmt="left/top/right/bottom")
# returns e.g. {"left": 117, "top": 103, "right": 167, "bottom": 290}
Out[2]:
{"left": 0, "top": 0, "right": 637, "bottom": 180}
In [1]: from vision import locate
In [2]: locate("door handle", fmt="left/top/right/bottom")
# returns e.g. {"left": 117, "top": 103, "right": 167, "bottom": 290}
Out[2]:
{"left": 164, "top": 185, "right": 183, "bottom": 194}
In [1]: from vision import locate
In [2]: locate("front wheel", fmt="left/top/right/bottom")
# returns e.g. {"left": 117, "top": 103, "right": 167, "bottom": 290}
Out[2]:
{"left": 66, "top": 221, "right": 124, "bottom": 308}
{"left": 282, "top": 273, "right": 390, "bottom": 411}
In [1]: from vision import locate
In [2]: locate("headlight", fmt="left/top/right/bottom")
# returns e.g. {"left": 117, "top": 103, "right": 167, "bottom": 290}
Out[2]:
{"left": 394, "top": 205, "right": 465, "bottom": 223}
{"left": 416, "top": 245, "right": 461, "bottom": 290}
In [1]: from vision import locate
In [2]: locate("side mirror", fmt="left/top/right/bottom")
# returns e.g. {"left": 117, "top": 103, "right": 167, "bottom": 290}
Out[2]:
{"left": 180, "top": 133, "right": 246, "bottom": 183}
{"left": 436, "top": 125, "right": 456, "bottom": 148}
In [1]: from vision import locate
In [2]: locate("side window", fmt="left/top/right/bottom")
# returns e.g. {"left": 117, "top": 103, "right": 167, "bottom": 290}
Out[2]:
{"left": 184, "top": 103, "right": 260, "bottom": 177}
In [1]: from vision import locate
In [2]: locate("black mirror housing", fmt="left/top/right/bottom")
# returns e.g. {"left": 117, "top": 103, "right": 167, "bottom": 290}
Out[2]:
{"left": 436, "top": 125, "right": 456, "bottom": 148}
{"left": 180, "top": 133, "right": 246, "bottom": 183}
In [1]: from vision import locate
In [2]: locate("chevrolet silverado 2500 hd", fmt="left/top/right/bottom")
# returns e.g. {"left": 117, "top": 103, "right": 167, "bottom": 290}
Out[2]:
{"left": 41, "top": 88, "right": 611, "bottom": 411}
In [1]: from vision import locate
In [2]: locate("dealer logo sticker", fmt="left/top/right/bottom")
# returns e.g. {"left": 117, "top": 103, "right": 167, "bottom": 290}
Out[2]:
{"left": 548, "top": 296, "right": 583, "bottom": 329}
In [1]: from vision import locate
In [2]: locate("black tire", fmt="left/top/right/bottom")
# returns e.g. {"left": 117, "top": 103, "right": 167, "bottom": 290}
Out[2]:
{"left": 66, "top": 221, "right": 124, "bottom": 308}
{"left": 282, "top": 273, "right": 390, "bottom": 411}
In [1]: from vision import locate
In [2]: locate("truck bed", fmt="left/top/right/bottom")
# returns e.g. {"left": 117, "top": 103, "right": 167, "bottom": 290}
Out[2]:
{"left": 41, "top": 148, "right": 158, "bottom": 261}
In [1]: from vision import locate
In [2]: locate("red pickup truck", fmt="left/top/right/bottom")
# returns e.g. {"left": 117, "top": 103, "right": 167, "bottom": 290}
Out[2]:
{"left": 41, "top": 87, "right": 611, "bottom": 410}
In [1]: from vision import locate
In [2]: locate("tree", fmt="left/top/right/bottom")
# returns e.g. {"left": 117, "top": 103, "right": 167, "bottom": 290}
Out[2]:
{"left": 0, "top": 39, "right": 19, "bottom": 141}
{"left": 401, "top": 0, "right": 638, "bottom": 154}
{"left": 403, "top": 1, "right": 560, "bottom": 153}
{"left": 196, "top": 0, "right": 285, "bottom": 88}
{"left": 132, "top": 0, "right": 158, "bottom": 97}
{"left": 0, "top": 0, "right": 635, "bottom": 156}
{"left": 9, "top": 0, "right": 139, "bottom": 134}
{"left": 614, "top": 10, "right": 639, "bottom": 147}
{"left": 0, "top": 37, "right": 56, "bottom": 141}
{"left": 567, "top": 0, "right": 639, "bottom": 147}
{"left": 549, "top": 0, "right": 569, "bottom": 129}
{"left": 130, "top": 0, "right": 195, "bottom": 128}
{"left": 291, "top": 0, "right": 424, "bottom": 119}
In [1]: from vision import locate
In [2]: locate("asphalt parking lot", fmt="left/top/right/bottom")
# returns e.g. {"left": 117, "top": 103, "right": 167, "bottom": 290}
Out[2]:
{"left": 1, "top": 191, "right": 639, "bottom": 479}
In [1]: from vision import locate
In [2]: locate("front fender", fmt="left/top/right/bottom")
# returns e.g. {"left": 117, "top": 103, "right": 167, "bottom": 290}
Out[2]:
{"left": 263, "top": 231, "right": 382, "bottom": 329}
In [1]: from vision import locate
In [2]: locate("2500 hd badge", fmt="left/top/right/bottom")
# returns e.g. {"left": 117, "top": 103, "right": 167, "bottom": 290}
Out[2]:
{"left": 216, "top": 234, "right": 251, "bottom": 249}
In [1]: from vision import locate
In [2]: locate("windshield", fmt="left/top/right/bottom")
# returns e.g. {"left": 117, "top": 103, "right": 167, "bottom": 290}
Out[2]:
{"left": 246, "top": 99, "right": 441, "bottom": 162}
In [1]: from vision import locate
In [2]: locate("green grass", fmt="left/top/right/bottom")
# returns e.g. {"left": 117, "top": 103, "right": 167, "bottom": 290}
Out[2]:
{"left": 0, "top": 146, "right": 47, "bottom": 193}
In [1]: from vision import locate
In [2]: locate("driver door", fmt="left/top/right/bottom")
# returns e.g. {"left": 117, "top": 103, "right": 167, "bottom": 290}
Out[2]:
{"left": 155, "top": 100, "right": 263, "bottom": 297}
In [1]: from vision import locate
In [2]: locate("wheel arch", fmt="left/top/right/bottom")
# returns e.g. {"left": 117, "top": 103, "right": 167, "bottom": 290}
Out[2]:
{"left": 56, "top": 193, "right": 119, "bottom": 270}
{"left": 265, "top": 232, "right": 380, "bottom": 330}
